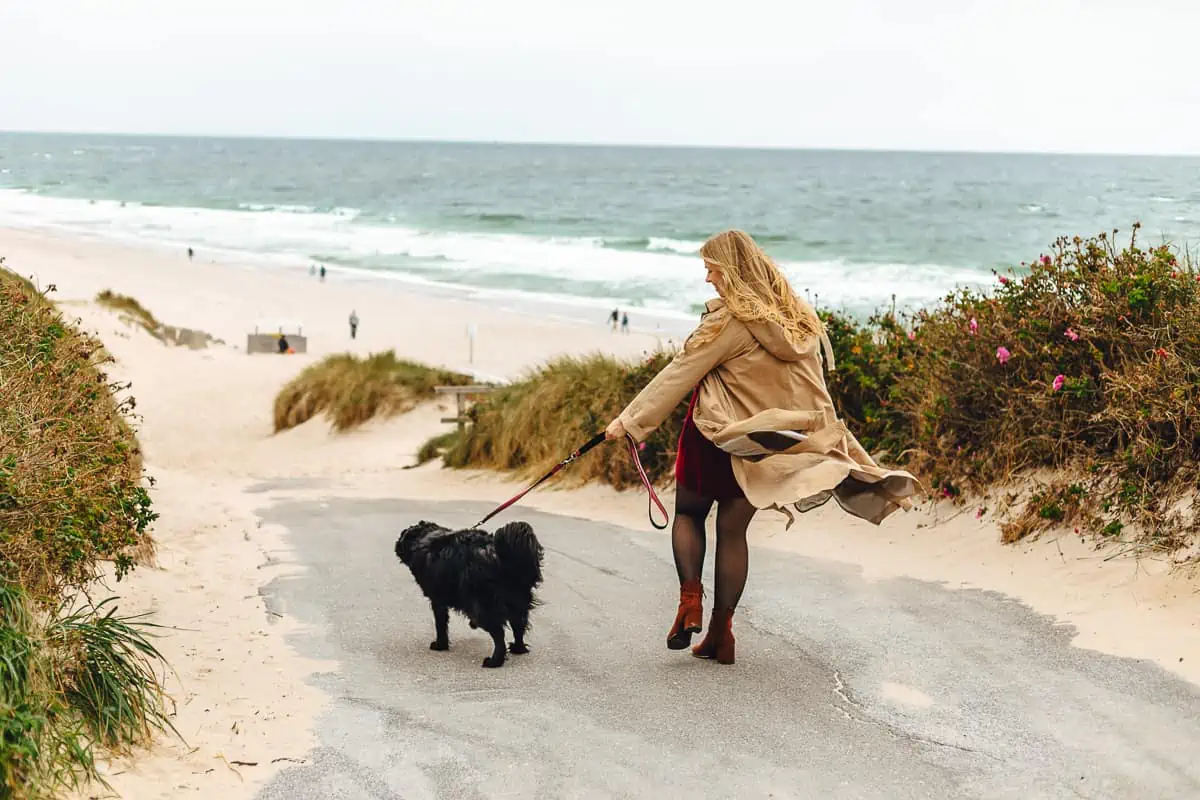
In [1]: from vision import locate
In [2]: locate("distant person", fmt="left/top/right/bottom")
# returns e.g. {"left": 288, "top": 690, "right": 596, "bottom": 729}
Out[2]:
{"left": 349, "top": 310, "right": 359, "bottom": 339}
{"left": 319, "top": 265, "right": 327, "bottom": 282}
{"left": 187, "top": 247, "right": 194, "bottom": 261}
{"left": 310, "top": 264, "right": 316, "bottom": 277}
{"left": 609, "top": 308, "right": 619, "bottom": 332}
{"left": 277, "top": 334, "right": 289, "bottom": 354}
{"left": 621, "top": 312, "right": 630, "bottom": 334}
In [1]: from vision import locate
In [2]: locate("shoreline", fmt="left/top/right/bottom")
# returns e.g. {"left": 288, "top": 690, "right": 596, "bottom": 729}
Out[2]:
{"left": 0, "top": 209, "right": 702, "bottom": 341}
{"left": 3, "top": 224, "right": 1196, "bottom": 798}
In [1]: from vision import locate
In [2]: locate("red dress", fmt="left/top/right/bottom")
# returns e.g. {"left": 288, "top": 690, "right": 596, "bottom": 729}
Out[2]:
{"left": 674, "top": 388, "right": 745, "bottom": 501}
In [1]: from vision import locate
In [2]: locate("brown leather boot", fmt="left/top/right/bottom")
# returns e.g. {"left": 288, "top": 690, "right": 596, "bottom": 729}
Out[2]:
{"left": 691, "top": 608, "right": 735, "bottom": 664}
{"left": 666, "top": 579, "right": 704, "bottom": 650}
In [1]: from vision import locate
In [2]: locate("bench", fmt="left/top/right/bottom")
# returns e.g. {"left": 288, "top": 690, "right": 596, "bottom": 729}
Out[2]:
{"left": 435, "top": 384, "right": 497, "bottom": 432}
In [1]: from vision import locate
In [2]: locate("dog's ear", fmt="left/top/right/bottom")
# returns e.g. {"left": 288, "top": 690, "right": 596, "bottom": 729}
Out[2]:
{"left": 396, "top": 520, "right": 440, "bottom": 562}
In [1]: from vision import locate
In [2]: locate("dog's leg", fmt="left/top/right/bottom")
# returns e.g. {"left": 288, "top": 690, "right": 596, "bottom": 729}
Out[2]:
{"left": 508, "top": 607, "right": 530, "bottom": 655}
{"left": 481, "top": 624, "right": 507, "bottom": 668}
{"left": 430, "top": 603, "right": 450, "bottom": 651}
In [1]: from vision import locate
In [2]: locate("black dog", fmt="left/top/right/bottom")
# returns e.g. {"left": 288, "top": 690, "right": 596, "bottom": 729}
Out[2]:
{"left": 394, "top": 520, "right": 543, "bottom": 668}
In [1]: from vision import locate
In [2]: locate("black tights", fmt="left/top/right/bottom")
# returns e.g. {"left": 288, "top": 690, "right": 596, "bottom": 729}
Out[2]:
{"left": 672, "top": 485, "right": 756, "bottom": 611}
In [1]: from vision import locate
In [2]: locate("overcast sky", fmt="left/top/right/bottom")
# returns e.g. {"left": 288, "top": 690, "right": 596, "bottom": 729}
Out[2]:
{"left": 0, "top": 0, "right": 1196, "bottom": 154}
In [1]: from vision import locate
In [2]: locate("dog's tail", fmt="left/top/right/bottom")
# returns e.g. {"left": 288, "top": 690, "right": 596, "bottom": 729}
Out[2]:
{"left": 493, "top": 521, "right": 543, "bottom": 589}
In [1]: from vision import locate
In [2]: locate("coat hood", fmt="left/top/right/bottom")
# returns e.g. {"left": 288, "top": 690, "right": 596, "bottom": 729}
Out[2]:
{"left": 705, "top": 298, "right": 836, "bottom": 370}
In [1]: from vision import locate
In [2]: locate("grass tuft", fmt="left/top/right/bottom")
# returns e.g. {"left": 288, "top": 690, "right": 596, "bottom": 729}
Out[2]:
{"left": 49, "top": 595, "right": 177, "bottom": 753}
{"left": 273, "top": 351, "right": 473, "bottom": 433}
{"left": 443, "top": 351, "right": 685, "bottom": 488}
{"left": 1, "top": 580, "right": 176, "bottom": 799}
{"left": 96, "top": 290, "right": 163, "bottom": 340}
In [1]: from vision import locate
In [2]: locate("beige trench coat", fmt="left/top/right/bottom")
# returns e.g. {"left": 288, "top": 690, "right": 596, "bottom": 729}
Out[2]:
{"left": 618, "top": 299, "right": 920, "bottom": 525}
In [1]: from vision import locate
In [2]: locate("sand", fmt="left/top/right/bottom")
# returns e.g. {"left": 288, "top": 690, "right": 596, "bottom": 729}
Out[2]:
{"left": 3, "top": 226, "right": 1196, "bottom": 798}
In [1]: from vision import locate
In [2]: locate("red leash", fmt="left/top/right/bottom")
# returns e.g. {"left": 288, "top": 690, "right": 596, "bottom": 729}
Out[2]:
{"left": 474, "top": 433, "right": 669, "bottom": 530}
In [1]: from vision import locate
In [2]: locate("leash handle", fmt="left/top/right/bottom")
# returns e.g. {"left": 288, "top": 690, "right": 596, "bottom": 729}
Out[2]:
{"left": 627, "top": 434, "right": 669, "bottom": 530}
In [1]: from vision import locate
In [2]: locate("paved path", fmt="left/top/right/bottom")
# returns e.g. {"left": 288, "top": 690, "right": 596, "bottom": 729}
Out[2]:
{"left": 254, "top": 497, "right": 1200, "bottom": 799}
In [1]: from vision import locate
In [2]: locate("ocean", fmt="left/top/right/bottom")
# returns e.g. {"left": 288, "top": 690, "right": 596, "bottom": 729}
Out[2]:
{"left": 3, "top": 132, "right": 1200, "bottom": 322}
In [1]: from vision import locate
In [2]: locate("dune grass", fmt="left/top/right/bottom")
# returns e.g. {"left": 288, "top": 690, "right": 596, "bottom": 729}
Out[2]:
{"left": 273, "top": 350, "right": 474, "bottom": 433}
{"left": 432, "top": 226, "right": 1200, "bottom": 554}
{"left": 442, "top": 351, "right": 686, "bottom": 489}
{"left": 96, "top": 289, "right": 163, "bottom": 340}
{"left": 1, "top": 261, "right": 172, "bottom": 798}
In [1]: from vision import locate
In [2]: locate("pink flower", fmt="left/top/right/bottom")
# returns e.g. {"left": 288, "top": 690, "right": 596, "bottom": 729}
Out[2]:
{"left": 907, "top": 330, "right": 916, "bottom": 340}
{"left": 1052, "top": 374, "right": 1065, "bottom": 392}
{"left": 975, "top": 508, "right": 984, "bottom": 520}
{"left": 941, "top": 486, "right": 953, "bottom": 498}
{"left": 996, "top": 346, "right": 1011, "bottom": 364}
{"left": 968, "top": 317, "right": 978, "bottom": 335}
{"left": 998, "top": 276, "right": 1010, "bottom": 285}
{"left": 1064, "top": 327, "right": 1079, "bottom": 342}
{"left": 1041, "top": 255, "right": 1052, "bottom": 265}
{"left": 638, "top": 441, "right": 647, "bottom": 452}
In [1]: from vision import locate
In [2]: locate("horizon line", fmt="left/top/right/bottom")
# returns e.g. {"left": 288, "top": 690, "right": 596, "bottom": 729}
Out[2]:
{"left": 2, "top": 128, "right": 1198, "bottom": 159}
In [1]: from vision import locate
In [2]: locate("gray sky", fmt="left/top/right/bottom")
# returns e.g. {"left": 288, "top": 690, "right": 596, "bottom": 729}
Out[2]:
{"left": 1, "top": 0, "right": 1196, "bottom": 154}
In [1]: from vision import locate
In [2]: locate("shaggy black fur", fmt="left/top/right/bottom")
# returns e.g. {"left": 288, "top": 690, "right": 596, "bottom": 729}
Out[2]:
{"left": 394, "top": 520, "right": 544, "bottom": 668}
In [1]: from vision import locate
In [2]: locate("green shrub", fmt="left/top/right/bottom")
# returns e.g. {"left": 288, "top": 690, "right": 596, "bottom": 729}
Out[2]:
{"left": 1, "top": 265, "right": 158, "bottom": 604}
{"left": 1, "top": 261, "right": 170, "bottom": 798}
{"left": 890, "top": 225, "right": 1199, "bottom": 547}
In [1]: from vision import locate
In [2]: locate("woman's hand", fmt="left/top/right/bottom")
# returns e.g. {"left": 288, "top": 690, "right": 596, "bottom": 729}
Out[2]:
{"left": 605, "top": 417, "right": 627, "bottom": 441}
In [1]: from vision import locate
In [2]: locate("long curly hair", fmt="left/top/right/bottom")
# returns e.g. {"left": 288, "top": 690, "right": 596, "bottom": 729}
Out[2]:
{"left": 692, "top": 229, "right": 824, "bottom": 349}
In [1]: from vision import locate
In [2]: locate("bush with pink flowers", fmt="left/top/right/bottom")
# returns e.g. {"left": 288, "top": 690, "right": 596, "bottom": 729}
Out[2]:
{"left": 881, "top": 224, "right": 1200, "bottom": 548}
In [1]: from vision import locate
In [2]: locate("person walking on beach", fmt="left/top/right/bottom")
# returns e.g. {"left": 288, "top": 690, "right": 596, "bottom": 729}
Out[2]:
{"left": 187, "top": 247, "right": 194, "bottom": 261}
{"left": 621, "top": 312, "right": 630, "bottom": 334}
{"left": 605, "top": 230, "right": 918, "bottom": 665}
{"left": 349, "top": 310, "right": 359, "bottom": 339}
{"left": 609, "top": 308, "right": 619, "bottom": 332}
{"left": 277, "top": 333, "right": 290, "bottom": 354}
{"left": 319, "top": 265, "right": 327, "bottom": 282}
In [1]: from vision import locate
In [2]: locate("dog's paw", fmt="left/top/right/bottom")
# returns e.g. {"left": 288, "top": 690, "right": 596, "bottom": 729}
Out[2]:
{"left": 481, "top": 656, "right": 505, "bottom": 668}
{"left": 509, "top": 643, "right": 530, "bottom": 655}
{"left": 429, "top": 640, "right": 449, "bottom": 651}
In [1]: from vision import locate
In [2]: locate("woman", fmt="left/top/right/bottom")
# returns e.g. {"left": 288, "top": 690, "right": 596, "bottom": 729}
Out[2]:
{"left": 605, "top": 230, "right": 918, "bottom": 665}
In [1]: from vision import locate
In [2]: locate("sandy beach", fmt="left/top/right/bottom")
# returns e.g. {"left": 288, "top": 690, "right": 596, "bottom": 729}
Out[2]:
{"left": 4, "top": 226, "right": 1197, "bottom": 798}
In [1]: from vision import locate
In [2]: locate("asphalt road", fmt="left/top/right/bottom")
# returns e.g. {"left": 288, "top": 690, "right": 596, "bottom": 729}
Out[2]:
{"left": 253, "top": 496, "right": 1200, "bottom": 800}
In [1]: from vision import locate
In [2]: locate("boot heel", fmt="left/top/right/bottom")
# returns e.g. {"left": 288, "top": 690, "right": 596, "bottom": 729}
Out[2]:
{"left": 692, "top": 608, "right": 735, "bottom": 664}
{"left": 667, "top": 580, "right": 704, "bottom": 650}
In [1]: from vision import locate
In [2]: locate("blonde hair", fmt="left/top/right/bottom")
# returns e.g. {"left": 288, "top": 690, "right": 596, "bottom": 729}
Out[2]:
{"left": 693, "top": 229, "right": 824, "bottom": 349}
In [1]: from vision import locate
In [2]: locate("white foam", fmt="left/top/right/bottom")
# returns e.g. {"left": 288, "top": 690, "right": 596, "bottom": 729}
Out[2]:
{"left": 0, "top": 189, "right": 990, "bottom": 317}
{"left": 647, "top": 236, "right": 703, "bottom": 254}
